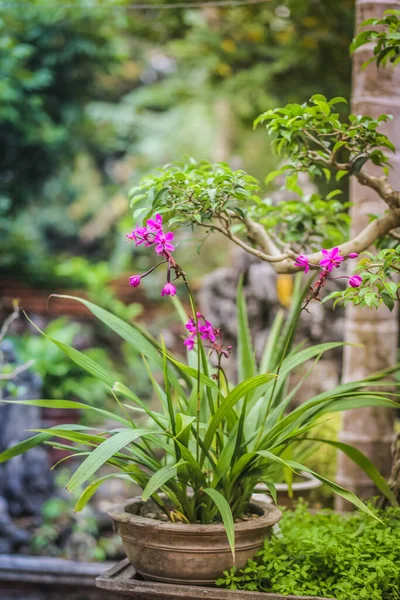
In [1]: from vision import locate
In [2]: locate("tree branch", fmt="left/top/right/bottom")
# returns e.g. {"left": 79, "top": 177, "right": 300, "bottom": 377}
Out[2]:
{"left": 200, "top": 221, "right": 293, "bottom": 262}
{"left": 355, "top": 171, "right": 400, "bottom": 209}
{"left": 274, "top": 209, "right": 400, "bottom": 273}
{"left": 208, "top": 209, "right": 400, "bottom": 274}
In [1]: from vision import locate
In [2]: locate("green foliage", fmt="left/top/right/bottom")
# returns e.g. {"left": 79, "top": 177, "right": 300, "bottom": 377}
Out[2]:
{"left": 217, "top": 502, "right": 400, "bottom": 600}
{"left": 0, "top": 2, "right": 123, "bottom": 207}
{"left": 255, "top": 95, "right": 394, "bottom": 182}
{"left": 130, "top": 158, "right": 351, "bottom": 251}
{"left": 324, "top": 246, "right": 400, "bottom": 311}
{"left": 137, "top": 0, "right": 353, "bottom": 116}
{"left": 351, "top": 10, "right": 400, "bottom": 67}
{"left": 10, "top": 318, "right": 119, "bottom": 406}
{"left": 53, "top": 258, "right": 142, "bottom": 321}
{"left": 130, "top": 159, "right": 260, "bottom": 226}
{"left": 248, "top": 190, "right": 351, "bottom": 251}
{"left": 0, "top": 2, "right": 131, "bottom": 287}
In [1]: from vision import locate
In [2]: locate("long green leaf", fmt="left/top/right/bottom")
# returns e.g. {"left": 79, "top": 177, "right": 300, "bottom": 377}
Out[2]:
{"left": 2, "top": 399, "right": 132, "bottom": 428}
{"left": 67, "top": 429, "right": 157, "bottom": 492}
{"left": 113, "top": 382, "right": 167, "bottom": 430}
{"left": 24, "top": 312, "right": 115, "bottom": 387}
{"left": 212, "top": 422, "right": 240, "bottom": 487}
{"left": 162, "top": 338, "right": 176, "bottom": 438}
{"left": 142, "top": 459, "right": 187, "bottom": 501}
{"left": 175, "top": 441, "right": 206, "bottom": 485}
{"left": 308, "top": 438, "right": 398, "bottom": 507}
{"left": 51, "top": 295, "right": 190, "bottom": 393}
{"left": 202, "top": 374, "right": 276, "bottom": 457}
{"left": 52, "top": 295, "right": 160, "bottom": 361}
{"left": 237, "top": 277, "right": 255, "bottom": 382}
{"left": 166, "top": 355, "right": 219, "bottom": 391}
{"left": 259, "top": 310, "right": 284, "bottom": 373}
{"left": 256, "top": 452, "right": 382, "bottom": 522}
{"left": 0, "top": 423, "right": 102, "bottom": 464}
{"left": 75, "top": 473, "right": 137, "bottom": 511}
{"left": 0, "top": 432, "right": 50, "bottom": 463}
{"left": 203, "top": 488, "right": 235, "bottom": 562}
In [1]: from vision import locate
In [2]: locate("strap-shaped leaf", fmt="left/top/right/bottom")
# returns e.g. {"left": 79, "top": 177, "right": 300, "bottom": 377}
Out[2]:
{"left": 142, "top": 459, "right": 187, "bottom": 501}
{"left": 0, "top": 432, "right": 50, "bottom": 463}
{"left": 166, "top": 355, "right": 219, "bottom": 392}
{"left": 308, "top": 438, "right": 398, "bottom": 507}
{"left": 51, "top": 295, "right": 160, "bottom": 361}
{"left": 2, "top": 399, "right": 131, "bottom": 428}
{"left": 236, "top": 277, "right": 255, "bottom": 382}
{"left": 202, "top": 374, "right": 276, "bottom": 457}
{"left": 256, "top": 452, "right": 382, "bottom": 522}
{"left": 203, "top": 488, "right": 235, "bottom": 562}
{"left": 24, "top": 312, "right": 114, "bottom": 387}
{"left": 113, "top": 382, "right": 167, "bottom": 430}
{"left": 75, "top": 473, "right": 140, "bottom": 511}
{"left": 51, "top": 296, "right": 189, "bottom": 392}
{"left": 67, "top": 429, "right": 157, "bottom": 492}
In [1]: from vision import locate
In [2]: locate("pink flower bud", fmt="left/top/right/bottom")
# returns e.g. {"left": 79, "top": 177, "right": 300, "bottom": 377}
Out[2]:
{"left": 348, "top": 253, "right": 358, "bottom": 259}
{"left": 161, "top": 282, "right": 177, "bottom": 297}
{"left": 129, "top": 275, "right": 141, "bottom": 287}
{"left": 349, "top": 275, "right": 362, "bottom": 288}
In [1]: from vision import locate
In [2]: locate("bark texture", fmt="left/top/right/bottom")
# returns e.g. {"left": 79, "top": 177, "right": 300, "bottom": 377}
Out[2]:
{"left": 336, "top": 0, "right": 400, "bottom": 508}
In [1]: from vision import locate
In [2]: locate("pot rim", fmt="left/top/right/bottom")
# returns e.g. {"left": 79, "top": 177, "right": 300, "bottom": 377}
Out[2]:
{"left": 108, "top": 497, "right": 282, "bottom": 533}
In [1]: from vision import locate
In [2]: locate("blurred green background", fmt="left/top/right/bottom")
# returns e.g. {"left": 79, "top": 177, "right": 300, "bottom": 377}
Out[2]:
{"left": 1, "top": 0, "right": 354, "bottom": 292}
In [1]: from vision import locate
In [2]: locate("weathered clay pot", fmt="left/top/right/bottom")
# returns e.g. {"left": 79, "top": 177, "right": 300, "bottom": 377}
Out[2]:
{"left": 108, "top": 497, "right": 281, "bottom": 586}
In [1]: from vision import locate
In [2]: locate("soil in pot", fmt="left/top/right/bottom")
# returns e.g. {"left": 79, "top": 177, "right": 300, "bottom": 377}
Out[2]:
{"left": 108, "top": 497, "right": 282, "bottom": 586}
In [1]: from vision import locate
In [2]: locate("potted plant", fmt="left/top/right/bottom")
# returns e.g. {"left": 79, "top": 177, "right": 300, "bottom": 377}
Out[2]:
{"left": 1, "top": 211, "right": 398, "bottom": 586}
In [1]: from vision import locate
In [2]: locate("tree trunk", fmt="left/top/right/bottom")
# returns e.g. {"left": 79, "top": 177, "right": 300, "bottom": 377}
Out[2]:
{"left": 336, "top": 0, "right": 400, "bottom": 508}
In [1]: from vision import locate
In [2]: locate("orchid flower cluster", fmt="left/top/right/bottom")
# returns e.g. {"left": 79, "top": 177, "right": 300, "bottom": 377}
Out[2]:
{"left": 126, "top": 214, "right": 178, "bottom": 297}
{"left": 127, "top": 215, "right": 231, "bottom": 359}
{"left": 184, "top": 313, "right": 232, "bottom": 362}
{"left": 294, "top": 247, "right": 362, "bottom": 307}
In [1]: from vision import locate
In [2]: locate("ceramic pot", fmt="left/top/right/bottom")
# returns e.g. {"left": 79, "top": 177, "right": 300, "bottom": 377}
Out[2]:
{"left": 108, "top": 497, "right": 281, "bottom": 586}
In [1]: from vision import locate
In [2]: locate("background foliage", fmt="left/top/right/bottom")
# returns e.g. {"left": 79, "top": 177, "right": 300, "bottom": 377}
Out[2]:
{"left": 1, "top": 0, "right": 354, "bottom": 288}
{"left": 218, "top": 501, "right": 400, "bottom": 600}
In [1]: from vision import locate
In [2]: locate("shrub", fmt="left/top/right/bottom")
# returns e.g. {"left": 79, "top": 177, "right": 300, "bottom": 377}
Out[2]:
{"left": 217, "top": 502, "right": 400, "bottom": 600}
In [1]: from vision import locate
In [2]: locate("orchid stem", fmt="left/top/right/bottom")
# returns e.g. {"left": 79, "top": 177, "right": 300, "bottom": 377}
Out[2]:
{"left": 181, "top": 272, "right": 201, "bottom": 464}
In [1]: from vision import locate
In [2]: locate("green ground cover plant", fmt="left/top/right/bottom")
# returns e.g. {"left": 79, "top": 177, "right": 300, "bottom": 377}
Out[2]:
{"left": 217, "top": 501, "right": 400, "bottom": 600}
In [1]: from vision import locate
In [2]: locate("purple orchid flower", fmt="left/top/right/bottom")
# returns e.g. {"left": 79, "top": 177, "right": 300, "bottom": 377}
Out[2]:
{"left": 147, "top": 214, "right": 163, "bottom": 232}
{"left": 294, "top": 254, "right": 310, "bottom": 274}
{"left": 319, "top": 247, "right": 345, "bottom": 272}
{"left": 155, "top": 231, "right": 175, "bottom": 255}
{"left": 199, "top": 320, "right": 217, "bottom": 343}
{"left": 183, "top": 338, "right": 195, "bottom": 351}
